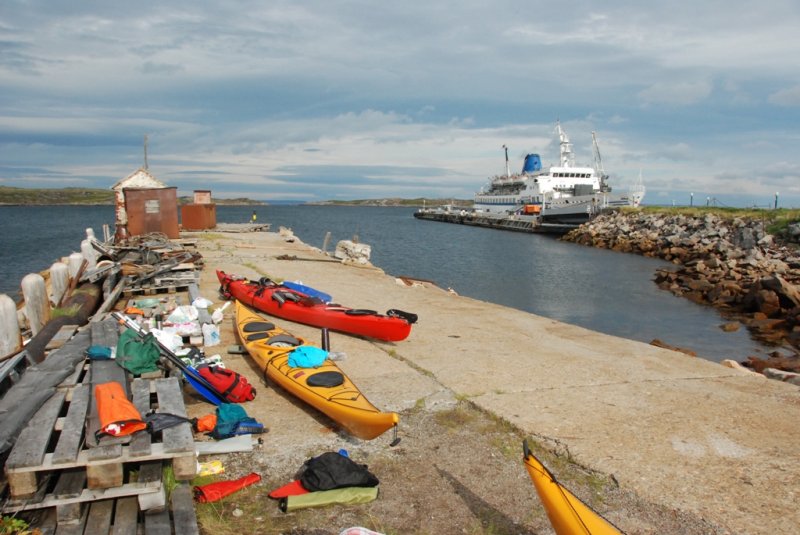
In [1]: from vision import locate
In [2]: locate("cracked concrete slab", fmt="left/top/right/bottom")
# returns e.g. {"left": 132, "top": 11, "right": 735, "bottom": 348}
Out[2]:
{"left": 190, "top": 228, "right": 800, "bottom": 535}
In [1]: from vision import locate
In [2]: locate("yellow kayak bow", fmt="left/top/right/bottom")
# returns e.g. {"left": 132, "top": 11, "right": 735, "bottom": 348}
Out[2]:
{"left": 522, "top": 440, "right": 623, "bottom": 535}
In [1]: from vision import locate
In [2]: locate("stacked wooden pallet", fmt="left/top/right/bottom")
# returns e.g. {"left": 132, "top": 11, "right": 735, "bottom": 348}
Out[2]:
{"left": 123, "top": 271, "right": 200, "bottom": 297}
{"left": 1, "top": 317, "right": 200, "bottom": 534}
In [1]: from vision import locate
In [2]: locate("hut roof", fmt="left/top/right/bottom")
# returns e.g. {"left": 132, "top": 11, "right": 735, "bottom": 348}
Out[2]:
{"left": 111, "top": 168, "right": 167, "bottom": 191}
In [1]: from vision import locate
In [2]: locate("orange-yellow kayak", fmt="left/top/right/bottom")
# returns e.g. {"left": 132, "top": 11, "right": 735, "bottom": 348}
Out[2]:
{"left": 522, "top": 440, "right": 623, "bottom": 535}
{"left": 234, "top": 300, "right": 398, "bottom": 440}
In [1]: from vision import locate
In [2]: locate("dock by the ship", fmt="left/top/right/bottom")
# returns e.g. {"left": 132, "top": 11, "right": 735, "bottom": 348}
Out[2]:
{"left": 413, "top": 207, "right": 578, "bottom": 234}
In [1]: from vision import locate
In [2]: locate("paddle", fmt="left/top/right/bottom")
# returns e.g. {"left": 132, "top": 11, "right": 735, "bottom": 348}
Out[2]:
{"left": 112, "top": 312, "right": 228, "bottom": 405}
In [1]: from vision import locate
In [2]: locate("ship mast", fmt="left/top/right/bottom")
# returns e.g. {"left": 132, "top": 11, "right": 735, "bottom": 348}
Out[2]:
{"left": 556, "top": 121, "right": 575, "bottom": 167}
{"left": 503, "top": 145, "right": 510, "bottom": 177}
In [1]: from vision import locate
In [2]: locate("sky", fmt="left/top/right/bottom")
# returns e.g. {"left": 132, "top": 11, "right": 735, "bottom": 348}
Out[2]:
{"left": 2, "top": 1, "right": 800, "bottom": 207}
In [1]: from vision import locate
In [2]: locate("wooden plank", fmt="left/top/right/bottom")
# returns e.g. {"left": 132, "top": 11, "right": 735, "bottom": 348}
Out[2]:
{"left": 170, "top": 484, "right": 200, "bottom": 535}
{"left": 129, "top": 379, "right": 153, "bottom": 457}
{"left": 7, "top": 390, "right": 67, "bottom": 468}
{"left": 92, "top": 276, "right": 129, "bottom": 321}
{"left": 86, "top": 356, "right": 126, "bottom": 492}
{"left": 87, "top": 357, "right": 127, "bottom": 488}
{"left": 154, "top": 378, "right": 193, "bottom": 453}
{"left": 154, "top": 378, "right": 195, "bottom": 480}
{"left": 87, "top": 359, "right": 130, "bottom": 451}
{"left": 90, "top": 318, "right": 122, "bottom": 347}
{"left": 52, "top": 384, "right": 90, "bottom": 465}
{"left": 111, "top": 497, "right": 139, "bottom": 535}
{"left": 57, "top": 361, "right": 88, "bottom": 390}
{"left": 51, "top": 469, "right": 86, "bottom": 524}
{"left": 55, "top": 508, "right": 88, "bottom": 535}
{"left": 9, "top": 442, "right": 203, "bottom": 474}
{"left": 52, "top": 469, "right": 87, "bottom": 500}
{"left": 31, "top": 506, "right": 57, "bottom": 535}
{"left": 1, "top": 480, "right": 162, "bottom": 514}
{"left": 83, "top": 499, "right": 114, "bottom": 534}
{"left": 56, "top": 501, "right": 84, "bottom": 526}
{"left": 45, "top": 325, "right": 79, "bottom": 351}
{"left": 137, "top": 462, "right": 165, "bottom": 512}
{"left": 143, "top": 507, "right": 171, "bottom": 535}
{"left": 86, "top": 449, "right": 124, "bottom": 489}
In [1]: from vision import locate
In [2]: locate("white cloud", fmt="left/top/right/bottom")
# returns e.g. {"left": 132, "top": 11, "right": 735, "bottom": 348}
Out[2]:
{"left": 0, "top": 1, "right": 799, "bottom": 206}
{"left": 638, "top": 80, "right": 713, "bottom": 106}
{"left": 768, "top": 86, "right": 800, "bottom": 106}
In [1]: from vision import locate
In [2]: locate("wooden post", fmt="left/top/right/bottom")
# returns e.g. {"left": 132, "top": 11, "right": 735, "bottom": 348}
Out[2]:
{"left": 21, "top": 273, "right": 50, "bottom": 336}
{"left": 0, "top": 294, "right": 21, "bottom": 358}
{"left": 81, "top": 239, "right": 98, "bottom": 269}
{"left": 67, "top": 252, "right": 84, "bottom": 279}
{"left": 50, "top": 261, "right": 69, "bottom": 306}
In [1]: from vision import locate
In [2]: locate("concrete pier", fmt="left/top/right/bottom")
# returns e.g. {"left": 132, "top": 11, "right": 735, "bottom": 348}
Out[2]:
{"left": 413, "top": 209, "right": 577, "bottom": 234}
{"left": 190, "top": 227, "right": 799, "bottom": 534}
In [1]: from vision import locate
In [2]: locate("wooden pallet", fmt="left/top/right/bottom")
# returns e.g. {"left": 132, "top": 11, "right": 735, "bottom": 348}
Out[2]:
{"left": 4, "top": 377, "right": 196, "bottom": 500}
{"left": 123, "top": 284, "right": 187, "bottom": 297}
{"left": 8, "top": 481, "right": 199, "bottom": 535}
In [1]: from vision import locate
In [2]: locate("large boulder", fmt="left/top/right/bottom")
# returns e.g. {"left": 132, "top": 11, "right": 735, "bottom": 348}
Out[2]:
{"left": 759, "top": 275, "right": 800, "bottom": 309}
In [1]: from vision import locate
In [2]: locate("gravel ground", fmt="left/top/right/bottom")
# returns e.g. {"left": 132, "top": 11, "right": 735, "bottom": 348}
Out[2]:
{"left": 185, "top": 317, "right": 728, "bottom": 535}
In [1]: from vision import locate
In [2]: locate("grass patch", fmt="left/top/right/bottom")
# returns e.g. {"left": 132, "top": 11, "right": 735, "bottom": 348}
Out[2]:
{"left": 434, "top": 405, "right": 477, "bottom": 430}
{"left": 631, "top": 206, "right": 800, "bottom": 231}
{"left": 242, "top": 262, "right": 276, "bottom": 280}
{"left": 50, "top": 304, "right": 82, "bottom": 318}
{"left": 0, "top": 515, "right": 33, "bottom": 535}
{"left": 71, "top": 286, "right": 100, "bottom": 297}
{"left": 198, "top": 233, "right": 226, "bottom": 241}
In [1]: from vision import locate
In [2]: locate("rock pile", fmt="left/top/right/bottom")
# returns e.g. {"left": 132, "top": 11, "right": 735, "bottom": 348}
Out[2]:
{"left": 563, "top": 211, "right": 800, "bottom": 372}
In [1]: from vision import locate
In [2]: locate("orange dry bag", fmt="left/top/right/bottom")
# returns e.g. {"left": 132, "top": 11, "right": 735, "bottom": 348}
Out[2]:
{"left": 95, "top": 381, "right": 147, "bottom": 440}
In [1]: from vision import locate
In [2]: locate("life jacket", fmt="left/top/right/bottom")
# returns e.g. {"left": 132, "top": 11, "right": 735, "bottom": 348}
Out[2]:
{"left": 94, "top": 381, "right": 147, "bottom": 440}
{"left": 197, "top": 366, "right": 256, "bottom": 403}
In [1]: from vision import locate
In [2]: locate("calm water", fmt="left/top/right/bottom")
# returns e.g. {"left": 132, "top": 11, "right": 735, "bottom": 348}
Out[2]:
{"left": 0, "top": 204, "right": 772, "bottom": 363}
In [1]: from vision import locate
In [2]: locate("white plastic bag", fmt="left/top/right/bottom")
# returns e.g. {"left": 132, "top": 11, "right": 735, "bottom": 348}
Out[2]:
{"left": 202, "top": 323, "right": 220, "bottom": 347}
{"left": 167, "top": 305, "right": 199, "bottom": 324}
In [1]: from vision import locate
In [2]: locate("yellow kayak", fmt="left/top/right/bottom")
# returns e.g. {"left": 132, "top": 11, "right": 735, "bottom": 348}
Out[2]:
{"left": 522, "top": 440, "right": 623, "bottom": 535}
{"left": 234, "top": 300, "right": 399, "bottom": 440}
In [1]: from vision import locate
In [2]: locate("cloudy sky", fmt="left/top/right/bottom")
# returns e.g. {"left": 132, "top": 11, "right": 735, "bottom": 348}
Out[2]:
{"left": 2, "top": 1, "right": 799, "bottom": 207}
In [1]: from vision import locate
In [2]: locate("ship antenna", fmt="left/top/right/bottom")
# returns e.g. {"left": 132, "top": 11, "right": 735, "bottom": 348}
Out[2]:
{"left": 503, "top": 145, "right": 510, "bottom": 177}
{"left": 143, "top": 134, "right": 149, "bottom": 170}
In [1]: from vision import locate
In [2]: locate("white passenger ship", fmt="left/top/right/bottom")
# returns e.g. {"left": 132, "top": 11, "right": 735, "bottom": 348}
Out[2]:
{"left": 473, "top": 123, "right": 645, "bottom": 224}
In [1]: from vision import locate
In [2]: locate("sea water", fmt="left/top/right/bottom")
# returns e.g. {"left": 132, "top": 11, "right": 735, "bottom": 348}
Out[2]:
{"left": 0, "top": 204, "right": 774, "bottom": 363}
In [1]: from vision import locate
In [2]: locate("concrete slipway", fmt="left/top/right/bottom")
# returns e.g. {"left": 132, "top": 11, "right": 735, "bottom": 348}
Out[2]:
{"left": 192, "top": 227, "right": 799, "bottom": 535}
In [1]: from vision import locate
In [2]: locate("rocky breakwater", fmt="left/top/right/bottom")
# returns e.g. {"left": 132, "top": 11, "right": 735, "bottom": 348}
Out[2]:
{"left": 563, "top": 211, "right": 800, "bottom": 378}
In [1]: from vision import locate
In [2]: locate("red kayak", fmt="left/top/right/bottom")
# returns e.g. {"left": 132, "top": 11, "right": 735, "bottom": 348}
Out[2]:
{"left": 217, "top": 270, "right": 416, "bottom": 342}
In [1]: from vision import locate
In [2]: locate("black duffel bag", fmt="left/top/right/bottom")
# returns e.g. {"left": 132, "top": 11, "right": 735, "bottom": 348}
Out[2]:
{"left": 298, "top": 452, "right": 379, "bottom": 491}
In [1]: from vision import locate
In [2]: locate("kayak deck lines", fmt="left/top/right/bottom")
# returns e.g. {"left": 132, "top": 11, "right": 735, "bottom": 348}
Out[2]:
{"left": 234, "top": 300, "right": 400, "bottom": 441}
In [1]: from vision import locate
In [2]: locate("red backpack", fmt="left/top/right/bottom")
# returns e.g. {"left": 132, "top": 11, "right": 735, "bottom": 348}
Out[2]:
{"left": 197, "top": 366, "right": 256, "bottom": 403}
